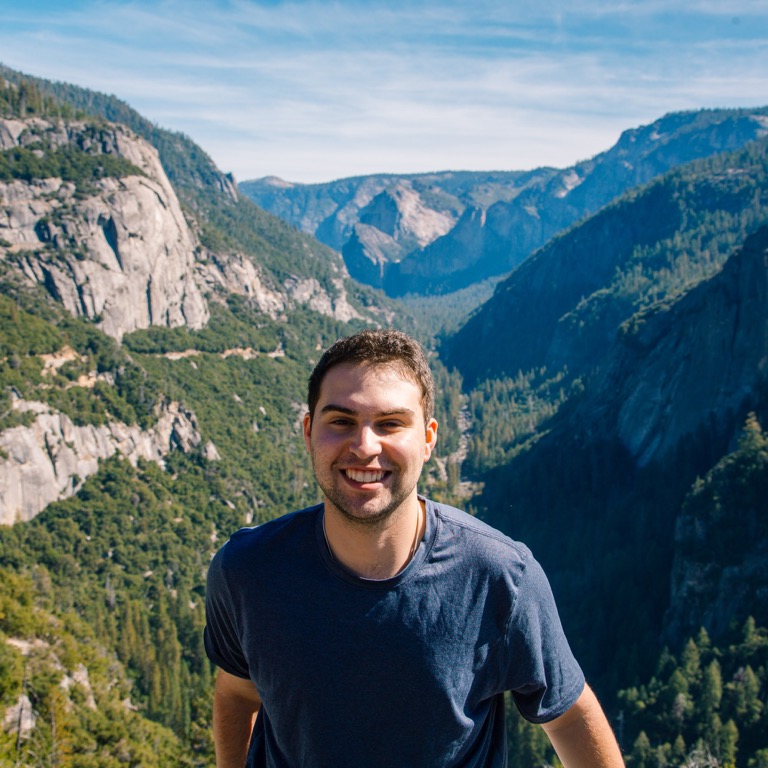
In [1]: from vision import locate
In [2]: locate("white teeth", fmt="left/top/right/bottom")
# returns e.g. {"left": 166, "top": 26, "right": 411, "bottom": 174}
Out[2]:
{"left": 345, "top": 469, "right": 385, "bottom": 483}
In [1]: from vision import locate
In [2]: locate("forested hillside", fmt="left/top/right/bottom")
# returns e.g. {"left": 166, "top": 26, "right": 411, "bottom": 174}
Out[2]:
{"left": 1, "top": 65, "right": 767, "bottom": 768}
{"left": 455, "top": 218, "right": 768, "bottom": 767}
{"left": 445, "top": 136, "right": 768, "bottom": 388}
{"left": 0, "top": 70, "right": 470, "bottom": 766}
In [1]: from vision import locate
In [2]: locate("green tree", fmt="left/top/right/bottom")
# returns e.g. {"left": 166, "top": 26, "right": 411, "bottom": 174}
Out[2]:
{"left": 699, "top": 660, "right": 723, "bottom": 719}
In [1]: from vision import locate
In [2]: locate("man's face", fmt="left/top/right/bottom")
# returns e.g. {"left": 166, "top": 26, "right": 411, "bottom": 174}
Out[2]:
{"left": 303, "top": 362, "right": 438, "bottom": 527}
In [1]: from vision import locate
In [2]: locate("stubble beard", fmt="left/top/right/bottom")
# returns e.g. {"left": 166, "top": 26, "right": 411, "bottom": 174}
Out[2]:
{"left": 311, "top": 455, "right": 418, "bottom": 531}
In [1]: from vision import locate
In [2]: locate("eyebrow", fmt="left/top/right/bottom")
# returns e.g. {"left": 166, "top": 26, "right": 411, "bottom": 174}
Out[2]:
{"left": 320, "top": 404, "right": 417, "bottom": 418}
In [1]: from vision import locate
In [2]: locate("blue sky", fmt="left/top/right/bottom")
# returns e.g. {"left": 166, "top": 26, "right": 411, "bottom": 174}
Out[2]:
{"left": 2, "top": 0, "right": 768, "bottom": 183}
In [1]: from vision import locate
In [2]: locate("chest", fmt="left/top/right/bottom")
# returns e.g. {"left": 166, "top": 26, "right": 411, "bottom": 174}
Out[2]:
{"left": 239, "top": 567, "right": 509, "bottom": 712}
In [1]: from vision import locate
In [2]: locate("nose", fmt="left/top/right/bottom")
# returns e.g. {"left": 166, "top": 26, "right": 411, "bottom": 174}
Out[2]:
{"left": 349, "top": 425, "right": 382, "bottom": 458}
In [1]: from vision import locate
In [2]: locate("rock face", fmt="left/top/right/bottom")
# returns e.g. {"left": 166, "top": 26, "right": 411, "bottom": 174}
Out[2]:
{"left": 359, "top": 181, "right": 455, "bottom": 247}
{"left": 243, "top": 108, "right": 768, "bottom": 296}
{"left": 198, "top": 251, "right": 365, "bottom": 323}
{"left": 342, "top": 181, "right": 456, "bottom": 288}
{"left": 0, "top": 395, "right": 205, "bottom": 525}
{"left": 0, "top": 116, "right": 373, "bottom": 336}
{"left": 470, "top": 227, "right": 768, "bottom": 674}
{"left": 597, "top": 225, "right": 768, "bottom": 466}
{"left": 0, "top": 118, "right": 209, "bottom": 340}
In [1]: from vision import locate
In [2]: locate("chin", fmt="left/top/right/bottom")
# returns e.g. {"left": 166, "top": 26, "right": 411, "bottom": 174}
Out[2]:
{"left": 327, "top": 494, "right": 402, "bottom": 527}
{"left": 337, "top": 505, "right": 396, "bottom": 527}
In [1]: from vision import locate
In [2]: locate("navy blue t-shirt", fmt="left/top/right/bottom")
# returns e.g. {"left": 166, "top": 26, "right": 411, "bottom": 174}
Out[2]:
{"left": 205, "top": 498, "right": 584, "bottom": 767}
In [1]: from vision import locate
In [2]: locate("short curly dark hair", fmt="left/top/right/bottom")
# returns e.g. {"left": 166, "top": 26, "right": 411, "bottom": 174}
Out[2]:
{"left": 307, "top": 329, "right": 435, "bottom": 423}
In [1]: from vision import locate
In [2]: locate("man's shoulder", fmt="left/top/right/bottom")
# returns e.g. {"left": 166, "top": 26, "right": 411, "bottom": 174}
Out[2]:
{"left": 217, "top": 504, "right": 321, "bottom": 567}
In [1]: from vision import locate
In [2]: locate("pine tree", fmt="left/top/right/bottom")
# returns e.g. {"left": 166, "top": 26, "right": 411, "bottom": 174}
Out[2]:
{"left": 720, "top": 719, "right": 739, "bottom": 767}
{"left": 699, "top": 659, "right": 723, "bottom": 719}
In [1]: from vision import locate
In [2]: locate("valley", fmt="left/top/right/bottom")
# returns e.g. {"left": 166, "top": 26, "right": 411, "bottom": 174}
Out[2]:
{"left": 0, "top": 65, "right": 767, "bottom": 767}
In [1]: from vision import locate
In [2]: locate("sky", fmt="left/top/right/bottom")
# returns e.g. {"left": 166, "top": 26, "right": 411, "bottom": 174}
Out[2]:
{"left": 2, "top": 0, "right": 768, "bottom": 184}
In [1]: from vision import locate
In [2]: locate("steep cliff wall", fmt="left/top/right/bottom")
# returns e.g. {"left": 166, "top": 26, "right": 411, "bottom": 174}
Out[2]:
{"left": 0, "top": 118, "right": 210, "bottom": 340}
{"left": 341, "top": 181, "right": 456, "bottom": 288}
{"left": 0, "top": 394, "right": 207, "bottom": 525}
{"left": 0, "top": 116, "right": 371, "bottom": 337}
{"left": 607, "top": 227, "right": 768, "bottom": 466}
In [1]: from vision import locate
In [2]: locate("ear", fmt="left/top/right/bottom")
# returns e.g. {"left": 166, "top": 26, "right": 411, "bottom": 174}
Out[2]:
{"left": 424, "top": 418, "right": 438, "bottom": 461}
{"left": 302, "top": 412, "right": 312, "bottom": 452}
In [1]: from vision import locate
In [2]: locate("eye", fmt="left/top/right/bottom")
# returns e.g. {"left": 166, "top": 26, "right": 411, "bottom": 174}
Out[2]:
{"left": 328, "top": 417, "right": 354, "bottom": 427}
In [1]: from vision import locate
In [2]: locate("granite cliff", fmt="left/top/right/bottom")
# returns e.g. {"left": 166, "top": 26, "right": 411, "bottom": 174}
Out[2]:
{"left": 586, "top": 226, "right": 768, "bottom": 641}
{"left": 469, "top": 226, "right": 768, "bottom": 687}
{"left": 589, "top": 225, "right": 768, "bottom": 467}
{"left": 1, "top": 117, "right": 209, "bottom": 340}
{"left": 0, "top": 116, "right": 372, "bottom": 342}
{"left": 0, "top": 394, "right": 206, "bottom": 525}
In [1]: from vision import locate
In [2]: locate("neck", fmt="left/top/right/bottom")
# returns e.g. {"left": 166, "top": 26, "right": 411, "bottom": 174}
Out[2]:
{"left": 322, "top": 498, "right": 425, "bottom": 580}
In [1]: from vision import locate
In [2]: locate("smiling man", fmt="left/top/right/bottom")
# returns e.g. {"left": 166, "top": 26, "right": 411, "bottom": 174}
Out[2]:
{"left": 204, "top": 329, "right": 625, "bottom": 768}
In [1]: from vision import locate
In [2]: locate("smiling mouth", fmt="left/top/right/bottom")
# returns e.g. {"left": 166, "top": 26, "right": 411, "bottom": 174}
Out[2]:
{"left": 344, "top": 468, "right": 387, "bottom": 483}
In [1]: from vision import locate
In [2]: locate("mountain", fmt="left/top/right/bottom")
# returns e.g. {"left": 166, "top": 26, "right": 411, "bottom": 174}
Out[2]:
{"left": 3, "top": 64, "right": 768, "bottom": 767}
{"left": 467, "top": 226, "right": 768, "bottom": 709}
{"left": 0, "top": 63, "right": 394, "bottom": 327}
{"left": 240, "top": 169, "right": 528, "bottom": 252}
{"left": 242, "top": 108, "right": 768, "bottom": 297}
{"left": 444, "top": 136, "right": 768, "bottom": 389}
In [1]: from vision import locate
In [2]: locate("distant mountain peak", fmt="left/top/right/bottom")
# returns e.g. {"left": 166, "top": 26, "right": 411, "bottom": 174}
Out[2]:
{"left": 258, "top": 175, "right": 295, "bottom": 188}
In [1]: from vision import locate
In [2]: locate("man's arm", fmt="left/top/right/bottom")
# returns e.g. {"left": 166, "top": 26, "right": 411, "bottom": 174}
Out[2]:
{"left": 541, "top": 684, "right": 625, "bottom": 767}
{"left": 213, "top": 669, "right": 262, "bottom": 768}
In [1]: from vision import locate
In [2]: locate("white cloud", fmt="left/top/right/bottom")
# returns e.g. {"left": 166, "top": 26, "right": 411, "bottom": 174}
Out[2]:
{"left": 2, "top": 0, "right": 767, "bottom": 182}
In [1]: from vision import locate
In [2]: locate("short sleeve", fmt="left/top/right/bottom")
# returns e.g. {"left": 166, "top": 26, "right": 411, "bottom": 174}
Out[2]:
{"left": 204, "top": 544, "right": 251, "bottom": 679}
{"left": 503, "top": 554, "right": 585, "bottom": 723}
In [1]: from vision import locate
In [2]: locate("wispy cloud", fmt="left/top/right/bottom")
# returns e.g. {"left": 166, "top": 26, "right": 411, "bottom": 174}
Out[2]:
{"left": 2, "top": 0, "right": 767, "bottom": 182}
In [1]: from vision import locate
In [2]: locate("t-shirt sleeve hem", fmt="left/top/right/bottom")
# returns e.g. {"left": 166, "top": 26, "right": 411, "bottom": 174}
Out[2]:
{"left": 203, "top": 626, "right": 251, "bottom": 679}
{"left": 516, "top": 674, "right": 586, "bottom": 725}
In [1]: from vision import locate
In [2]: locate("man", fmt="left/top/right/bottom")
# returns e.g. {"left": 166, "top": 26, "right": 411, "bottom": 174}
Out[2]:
{"left": 205, "top": 329, "right": 624, "bottom": 767}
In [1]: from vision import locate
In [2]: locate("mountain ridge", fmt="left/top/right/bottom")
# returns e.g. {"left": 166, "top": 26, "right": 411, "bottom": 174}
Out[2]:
{"left": 242, "top": 107, "right": 768, "bottom": 298}
{"left": 444, "top": 135, "right": 768, "bottom": 388}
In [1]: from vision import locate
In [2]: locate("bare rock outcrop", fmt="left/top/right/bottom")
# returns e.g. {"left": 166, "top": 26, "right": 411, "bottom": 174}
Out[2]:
{"left": 0, "top": 396, "right": 209, "bottom": 525}
{"left": 341, "top": 181, "right": 456, "bottom": 289}
{"left": 198, "top": 251, "right": 365, "bottom": 323}
{"left": 1, "top": 116, "right": 375, "bottom": 337}
{"left": 359, "top": 181, "right": 455, "bottom": 248}
{"left": 0, "top": 118, "right": 209, "bottom": 340}
{"left": 199, "top": 252, "right": 286, "bottom": 317}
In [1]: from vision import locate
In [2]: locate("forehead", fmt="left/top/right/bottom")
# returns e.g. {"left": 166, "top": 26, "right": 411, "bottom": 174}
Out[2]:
{"left": 317, "top": 362, "right": 422, "bottom": 408}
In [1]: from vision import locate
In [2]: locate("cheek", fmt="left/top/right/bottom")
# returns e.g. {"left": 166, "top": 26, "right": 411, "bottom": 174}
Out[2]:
{"left": 393, "top": 437, "right": 430, "bottom": 463}
{"left": 310, "top": 432, "right": 345, "bottom": 458}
